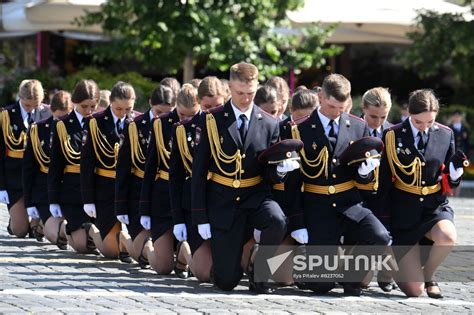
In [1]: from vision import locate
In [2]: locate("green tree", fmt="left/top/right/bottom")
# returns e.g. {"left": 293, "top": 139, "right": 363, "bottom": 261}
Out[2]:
{"left": 397, "top": 4, "right": 474, "bottom": 103}
{"left": 79, "top": 0, "right": 341, "bottom": 81}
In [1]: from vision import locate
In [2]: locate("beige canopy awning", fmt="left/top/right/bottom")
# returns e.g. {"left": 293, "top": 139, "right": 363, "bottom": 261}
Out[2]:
{"left": 0, "top": 0, "right": 105, "bottom": 35}
{"left": 287, "top": 0, "right": 472, "bottom": 44}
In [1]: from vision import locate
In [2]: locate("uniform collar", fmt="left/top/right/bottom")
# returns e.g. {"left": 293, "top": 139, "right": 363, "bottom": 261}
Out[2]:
{"left": 230, "top": 99, "right": 253, "bottom": 122}
{"left": 110, "top": 109, "right": 125, "bottom": 126}
{"left": 317, "top": 107, "right": 340, "bottom": 128}
{"left": 74, "top": 109, "right": 84, "bottom": 125}
{"left": 19, "top": 100, "right": 34, "bottom": 121}
{"left": 149, "top": 109, "right": 155, "bottom": 122}
{"left": 409, "top": 116, "right": 429, "bottom": 139}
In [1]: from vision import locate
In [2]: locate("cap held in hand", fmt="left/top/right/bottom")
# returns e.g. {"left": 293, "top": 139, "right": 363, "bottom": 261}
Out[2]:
{"left": 340, "top": 136, "right": 384, "bottom": 166}
{"left": 258, "top": 139, "right": 304, "bottom": 164}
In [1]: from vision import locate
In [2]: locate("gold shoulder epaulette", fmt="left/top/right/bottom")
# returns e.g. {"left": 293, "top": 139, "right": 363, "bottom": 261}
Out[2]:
{"left": 290, "top": 123, "right": 328, "bottom": 179}
{"left": 89, "top": 118, "right": 119, "bottom": 169}
{"left": 176, "top": 124, "right": 193, "bottom": 175}
{"left": 56, "top": 120, "right": 81, "bottom": 165}
{"left": 1, "top": 110, "right": 27, "bottom": 152}
{"left": 385, "top": 129, "right": 422, "bottom": 186}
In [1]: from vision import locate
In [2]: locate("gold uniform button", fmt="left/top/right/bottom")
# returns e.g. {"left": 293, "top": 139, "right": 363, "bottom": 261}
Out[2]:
{"left": 328, "top": 185, "right": 336, "bottom": 194}
{"left": 421, "top": 162, "right": 426, "bottom": 166}
{"left": 332, "top": 174, "right": 337, "bottom": 179}
{"left": 419, "top": 197, "right": 424, "bottom": 202}
{"left": 241, "top": 169, "right": 245, "bottom": 174}
{"left": 332, "top": 203, "right": 337, "bottom": 207}
{"left": 236, "top": 196, "right": 241, "bottom": 202}
{"left": 421, "top": 180, "right": 426, "bottom": 185}
{"left": 242, "top": 154, "right": 246, "bottom": 158}
{"left": 332, "top": 159, "right": 337, "bottom": 164}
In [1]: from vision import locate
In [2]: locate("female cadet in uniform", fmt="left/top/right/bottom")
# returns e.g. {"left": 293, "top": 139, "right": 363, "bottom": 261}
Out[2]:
{"left": 139, "top": 83, "right": 180, "bottom": 275}
{"left": 48, "top": 80, "right": 100, "bottom": 253}
{"left": 23, "top": 91, "right": 72, "bottom": 248}
{"left": 80, "top": 81, "right": 135, "bottom": 260}
{"left": 358, "top": 87, "right": 396, "bottom": 292}
{"left": 115, "top": 85, "right": 175, "bottom": 267}
{"left": 266, "top": 76, "right": 290, "bottom": 120}
{"left": 379, "top": 89, "right": 464, "bottom": 298}
{"left": 0, "top": 80, "right": 46, "bottom": 238}
{"left": 169, "top": 77, "right": 225, "bottom": 282}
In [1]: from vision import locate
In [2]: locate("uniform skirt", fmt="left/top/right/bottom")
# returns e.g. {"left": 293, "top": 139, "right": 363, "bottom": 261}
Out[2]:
{"left": 6, "top": 189, "right": 23, "bottom": 211}
{"left": 62, "top": 203, "right": 92, "bottom": 235}
{"left": 37, "top": 204, "right": 52, "bottom": 224}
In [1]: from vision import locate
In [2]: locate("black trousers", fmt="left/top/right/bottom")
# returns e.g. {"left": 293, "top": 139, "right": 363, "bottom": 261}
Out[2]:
{"left": 210, "top": 198, "right": 287, "bottom": 291}
{"left": 305, "top": 211, "right": 391, "bottom": 293}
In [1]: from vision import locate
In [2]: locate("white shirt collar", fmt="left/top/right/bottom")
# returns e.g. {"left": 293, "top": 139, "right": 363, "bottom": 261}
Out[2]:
{"left": 74, "top": 109, "right": 84, "bottom": 125}
{"left": 110, "top": 109, "right": 124, "bottom": 126}
{"left": 19, "top": 100, "right": 34, "bottom": 121}
{"left": 317, "top": 107, "right": 340, "bottom": 128}
{"left": 409, "top": 116, "right": 429, "bottom": 138}
{"left": 230, "top": 99, "right": 253, "bottom": 122}
{"left": 149, "top": 109, "right": 155, "bottom": 122}
{"left": 369, "top": 126, "right": 382, "bottom": 135}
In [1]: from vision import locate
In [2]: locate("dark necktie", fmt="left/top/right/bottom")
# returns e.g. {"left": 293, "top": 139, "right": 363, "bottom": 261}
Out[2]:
{"left": 239, "top": 114, "right": 248, "bottom": 142}
{"left": 417, "top": 131, "right": 425, "bottom": 151}
{"left": 81, "top": 118, "right": 86, "bottom": 130}
{"left": 372, "top": 129, "right": 378, "bottom": 137}
{"left": 328, "top": 119, "right": 337, "bottom": 150}
{"left": 116, "top": 120, "right": 123, "bottom": 134}
{"left": 27, "top": 112, "right": 33, "bottom": 128}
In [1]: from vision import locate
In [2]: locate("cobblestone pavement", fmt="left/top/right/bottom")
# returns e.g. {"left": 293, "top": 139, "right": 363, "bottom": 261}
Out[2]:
{"left": 0, "top": 198, "right": 473, "bottom": 314}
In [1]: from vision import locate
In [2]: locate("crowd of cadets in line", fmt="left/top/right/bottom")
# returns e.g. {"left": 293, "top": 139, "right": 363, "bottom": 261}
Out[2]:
{"left": 0, "top": 63, "right": 467, "bottom": 298}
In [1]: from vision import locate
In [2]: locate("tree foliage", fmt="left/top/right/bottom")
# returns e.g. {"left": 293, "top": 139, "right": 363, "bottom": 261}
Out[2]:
{"left": 79, "top": 0, "right": 341, "bottom": 79}
{"left": 397, "top": 7, "right": 474, "bottom": 100}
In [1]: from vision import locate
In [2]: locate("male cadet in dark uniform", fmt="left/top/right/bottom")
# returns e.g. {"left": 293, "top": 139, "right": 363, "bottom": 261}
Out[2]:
{"left": 115, "top": 85, "right": 175, "bottom": 268}
{"left": 191, "top": 62, "right": 299, "bottom": 293}
{"left": 285, "top": 74, "right": 391, "bottom": 296}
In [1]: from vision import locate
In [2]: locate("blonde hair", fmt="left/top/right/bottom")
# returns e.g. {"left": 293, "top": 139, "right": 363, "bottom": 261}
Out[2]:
{"left": 198, "top": 76, "right": 226, "bottom": 99}
{"left": 177, "top": 84, "right": 199, "bottom": 109}
{"left": 266, "top": 76, "right": 290, "bottom": 102}
{"left": 362, "top": 87, "right": 392, "bottom": 109}
{"left": 18, "top": 79, "right": 44, "bottom": 102}
{"left": 229, "top": 62, "right": 258, "bottom": 83}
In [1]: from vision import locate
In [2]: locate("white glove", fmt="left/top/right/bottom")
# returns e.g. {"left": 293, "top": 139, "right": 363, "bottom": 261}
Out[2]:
{"left": 27, "top": 206, "right": 40, "bottom": 219}
{"left": 449, "top": 162, "right": 464, "bottom": 181}
{"left": 173, "top": 223, "right": 188, "bottom": 242}
{"left": 0, "top": 190, "right": 10, "bottom": 204}
{"left": 253, "top": 228, "right": 261, "bottom": 243}
{"left": 116, "top": 214, "right": 129, "bottom": 225}
{"left": 277, "top": 159, "right": 300, "bottom": 173}
{"left": 358, "top": 158, "right": 380, "bottom": 176}
{"left": 49, "top": 204, "right": 63, "bottom": 218}
{"left": 83, "top": 203, "right": 96, "bottom": 218}
{"left": 291, "top": 228, "right": 309, "bottom": 244}
{"left": 140, "top": 215, "right": 151, "bottom": 230}
{"left": 198, "top": 223, "right": 212, "bottom": 240}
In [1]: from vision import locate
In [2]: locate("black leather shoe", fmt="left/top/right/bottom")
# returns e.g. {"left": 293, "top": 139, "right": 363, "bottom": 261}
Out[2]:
{"left": 247, "top": 244, "right": 274, "bottom": 294}
{"left": 7, "top": 219, "right": 13, "bottom": 236}
{"left": 137, "top": 237, "right": 151, "bottom": 269}
{"left": 343, "top": 283, "right": 361, "bottom": 296}
{"left": 173, "top": 241, "right": 190, "bottom": 279}
{"left": 119, "top": 252, "right": 133, "bottom": 264}
{"left": 56, "top": 221, "right": 68, "bottom": 250}
{"left": 30, "top": 225, "right": 45, "bottom": 242}
{"left": 378, "top": 280, "right": 398, "bottom": 292}
{"left": 82, "top": 222, "right": 98, "bottom": 254}
{"left": 425, "top": 281, "right": 443, "bottom": 299}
